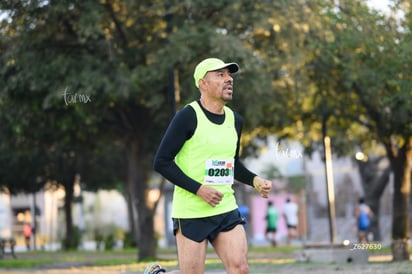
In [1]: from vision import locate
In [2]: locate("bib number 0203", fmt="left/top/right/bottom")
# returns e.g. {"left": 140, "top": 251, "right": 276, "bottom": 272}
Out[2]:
{"left": 204, "top": 159, "right": 234, "bottom": 185}
{"left": 208, "top": 168, "right": 231, "bottom": 177}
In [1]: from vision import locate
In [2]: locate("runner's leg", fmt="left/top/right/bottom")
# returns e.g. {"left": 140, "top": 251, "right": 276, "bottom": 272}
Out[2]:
{"left": 175, "top": 229, "right": 208, "bottom": 274}
{"left": 211, "top": 224, "right": 249, "bottom": 274}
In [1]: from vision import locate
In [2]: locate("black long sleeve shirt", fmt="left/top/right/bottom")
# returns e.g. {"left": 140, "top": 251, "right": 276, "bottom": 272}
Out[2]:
{"left": 154, "top": 100, "right": 256, "bottom": 195}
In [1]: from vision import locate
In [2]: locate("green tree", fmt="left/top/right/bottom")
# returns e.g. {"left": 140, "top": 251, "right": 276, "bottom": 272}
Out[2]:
{"left": 0, "top": 0, "right": 285, "bottom": 259}
{"left": 306, "top": 0, "right": 412, "bottom": 260}
{"left": 2, "top": 0, "right": 410, "bottom": 262}
{"left": 0, "top": 0, "right": 123, "bottom": 249}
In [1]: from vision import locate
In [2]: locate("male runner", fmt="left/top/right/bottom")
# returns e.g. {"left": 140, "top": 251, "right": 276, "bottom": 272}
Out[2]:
{"left": 147, "top": 58, "right": 272, "bottom": 274}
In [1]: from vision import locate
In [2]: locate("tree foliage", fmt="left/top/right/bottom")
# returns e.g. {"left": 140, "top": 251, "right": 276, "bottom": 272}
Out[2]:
{"left": 1, "top": 0, "right": 411, "bottom": 261}
{"left": 305, "top": 0, "right": 412, "bottom": 259}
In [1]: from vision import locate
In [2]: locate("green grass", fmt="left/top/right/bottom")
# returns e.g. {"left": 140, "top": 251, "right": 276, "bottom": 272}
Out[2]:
{"left": 0, "top": 245, "right": 400, "bottom": 270}
{"left": 0, "top": 250, "right": 138, "bottom": 269}
{"left": 0, "top": 256, "right": 88, "bottom": 269}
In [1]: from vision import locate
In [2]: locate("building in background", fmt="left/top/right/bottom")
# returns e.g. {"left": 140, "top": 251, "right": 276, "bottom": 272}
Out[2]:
{"left": 0, "top": 192, "right": 13, "bottom": 240}
{"left": 7, "top": 184, "right": 129, "bottom": 251}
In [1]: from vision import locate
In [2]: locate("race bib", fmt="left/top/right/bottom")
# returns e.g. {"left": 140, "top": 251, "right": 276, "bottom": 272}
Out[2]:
{"left": 204, "top": 159, "right": 234, "bottom": 185}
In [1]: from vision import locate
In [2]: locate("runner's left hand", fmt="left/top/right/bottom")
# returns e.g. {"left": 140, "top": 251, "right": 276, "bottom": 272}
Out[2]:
{"left": 253, "top": 176, "right": 272, "bottom": 198}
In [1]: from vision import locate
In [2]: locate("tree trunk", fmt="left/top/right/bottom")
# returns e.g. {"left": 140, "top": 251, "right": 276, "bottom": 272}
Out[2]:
{"left": 367, "top": 197, "right": 381, "bottom": 241}
{"left": 126, "top": 139, "right": 156, "bottom": 260}
{"left": 371, "top": 167, "right": 391, "bottom": 241}
{"left": 357, "top": 156, "right": 391, "bottom": 241}
{"left": 125, "top": 189, "right": 137, "bottom": 247}
{"left": 389, "top": 139, "right": 411, "bottom": 261}
{"left": 63, "top": 168, "right": 76, "bottom": 250}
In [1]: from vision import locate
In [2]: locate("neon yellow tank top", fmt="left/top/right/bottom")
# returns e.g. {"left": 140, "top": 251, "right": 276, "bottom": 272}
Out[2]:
{"left": 172, "top": 101, "right": 238, "bottom": 218}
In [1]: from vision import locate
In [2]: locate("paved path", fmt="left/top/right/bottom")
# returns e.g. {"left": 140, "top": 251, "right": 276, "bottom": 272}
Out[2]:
{"left": 1, "top": 261, "right": 412, "bottom": 274}
{"left": 0, "top": 252, "right": 411, "bottom": 274}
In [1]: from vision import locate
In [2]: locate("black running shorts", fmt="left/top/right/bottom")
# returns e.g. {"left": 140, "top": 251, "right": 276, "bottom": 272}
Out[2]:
{"left": 173, "top": 209, "right": 245, "bottom": 243}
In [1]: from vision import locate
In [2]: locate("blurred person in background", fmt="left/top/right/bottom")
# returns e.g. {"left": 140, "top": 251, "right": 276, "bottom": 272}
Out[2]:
{"left": 282, "top": 197, "right": 298, "bottom": 245}
{"left": 265, "top": 201, "right": 279, "bottom": 246}
{"left": 355, "top": 197, "right": 373, "bottom": 243}
{"left": 23, "top": 222, "right": 32, "bottom": 250}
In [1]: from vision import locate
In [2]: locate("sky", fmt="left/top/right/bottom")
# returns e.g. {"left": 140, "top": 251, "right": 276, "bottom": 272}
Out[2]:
{"left": 366, "top": 0, "right": 391, "bottom": 14}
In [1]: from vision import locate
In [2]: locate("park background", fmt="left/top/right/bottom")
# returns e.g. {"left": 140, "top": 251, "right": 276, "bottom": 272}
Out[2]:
{"left": 0, "top": 134, "right": 399, "bottom": 254}
{"left": 0, "top": 0, "right": 411, "bottom": 264}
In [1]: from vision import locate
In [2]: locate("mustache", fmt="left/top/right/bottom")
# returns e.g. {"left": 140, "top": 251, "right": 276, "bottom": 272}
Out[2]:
{"left": 224, "top": 82, "right": 233, "bottom": 89}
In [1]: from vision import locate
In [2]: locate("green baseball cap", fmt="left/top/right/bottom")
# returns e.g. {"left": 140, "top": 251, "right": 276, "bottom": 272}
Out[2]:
{"left": 193, "top": 58, "right": 239, "bottom": 88}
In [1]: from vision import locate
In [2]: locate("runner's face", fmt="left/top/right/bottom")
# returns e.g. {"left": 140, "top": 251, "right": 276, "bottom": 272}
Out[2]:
{"left": 203, "top": 68, "right": 234, "bottom": 102}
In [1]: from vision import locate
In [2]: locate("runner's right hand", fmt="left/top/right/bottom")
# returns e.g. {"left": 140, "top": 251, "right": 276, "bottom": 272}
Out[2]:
{"left": 197, "top": 185, "right": 224, "bottom": 207}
